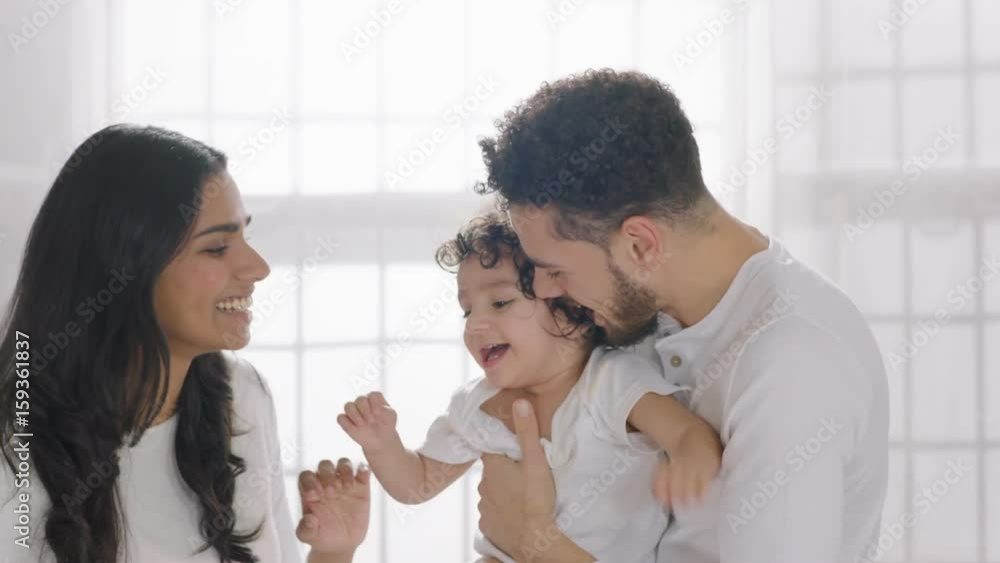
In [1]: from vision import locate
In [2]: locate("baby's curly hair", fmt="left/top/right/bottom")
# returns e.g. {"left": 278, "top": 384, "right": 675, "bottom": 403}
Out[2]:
{"left": 476, "top": 68, "right": 712, "bottom": 246}
{"left": 436, "top": 212, "right": 604, "bottom": 346}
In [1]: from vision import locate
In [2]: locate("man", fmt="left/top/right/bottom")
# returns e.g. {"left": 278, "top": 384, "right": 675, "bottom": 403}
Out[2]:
{"left": 474, "top": 69, "right": 889, "bottom": 562}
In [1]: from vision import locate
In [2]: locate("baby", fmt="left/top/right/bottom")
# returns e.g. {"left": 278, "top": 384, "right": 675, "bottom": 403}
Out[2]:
{"left": 338, "top": 212, "right": 721, "bottom": 562}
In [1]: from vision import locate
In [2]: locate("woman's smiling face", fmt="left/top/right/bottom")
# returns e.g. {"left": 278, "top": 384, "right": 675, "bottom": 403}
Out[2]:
{"left": 153, "top": 172, "right": 270, "bottom": 359}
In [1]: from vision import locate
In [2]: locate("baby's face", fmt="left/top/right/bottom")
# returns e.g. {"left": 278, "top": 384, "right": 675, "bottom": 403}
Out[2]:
{"left": 457, "top": 255, "right": 580, "bottom": 389}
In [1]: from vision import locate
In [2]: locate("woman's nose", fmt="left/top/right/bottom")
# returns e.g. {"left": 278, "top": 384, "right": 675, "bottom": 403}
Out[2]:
{"left": 242, "top": 246, "right": 271, "bottom": 282}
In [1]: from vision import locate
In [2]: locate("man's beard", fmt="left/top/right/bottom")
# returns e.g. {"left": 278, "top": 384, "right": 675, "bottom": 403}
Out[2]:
{"left": 600, "top": 260, "right": 660, "bottom": 348}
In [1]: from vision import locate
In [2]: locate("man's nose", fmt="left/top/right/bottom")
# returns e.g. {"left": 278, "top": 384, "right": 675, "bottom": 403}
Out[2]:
{"left": 533, "top": 274, "right": 565, "bottom": 299}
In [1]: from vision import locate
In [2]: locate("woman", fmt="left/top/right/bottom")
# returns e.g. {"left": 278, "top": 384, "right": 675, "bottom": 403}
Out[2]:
{"left": 0, "top": 124, "right": 368, "bottom": 562}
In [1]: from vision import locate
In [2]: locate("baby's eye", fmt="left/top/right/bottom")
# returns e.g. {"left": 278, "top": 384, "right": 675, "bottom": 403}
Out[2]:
{"left": 547, "top": 270, "right": 562, "bottom": 280}
{"left": 461, "top": 309, "right": 471, "bottom": 319}
{"left": 492, "top": 299, "right": 513, "bottom": 310}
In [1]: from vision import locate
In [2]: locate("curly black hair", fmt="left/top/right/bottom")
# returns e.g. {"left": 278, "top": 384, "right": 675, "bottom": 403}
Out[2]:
{"left": 435, "top": 212, "right": 605, "bottom": 346}
{"left": 476, "top": 68, "right": 712, "bottom": 245}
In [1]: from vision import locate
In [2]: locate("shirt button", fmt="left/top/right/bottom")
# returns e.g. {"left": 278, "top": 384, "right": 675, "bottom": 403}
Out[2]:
{"left": 670, "top": 355, "right": 682, "bottom": 368}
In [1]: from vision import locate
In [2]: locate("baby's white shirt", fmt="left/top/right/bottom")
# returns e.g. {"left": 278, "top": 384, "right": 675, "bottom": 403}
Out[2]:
{"left": 418, "top": 346, "right": 686, "bottom": 563}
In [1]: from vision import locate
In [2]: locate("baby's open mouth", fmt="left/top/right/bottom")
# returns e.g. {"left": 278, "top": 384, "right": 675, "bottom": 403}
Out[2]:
{"left": 479, "top": 343, "right": 510, "bottom": 366}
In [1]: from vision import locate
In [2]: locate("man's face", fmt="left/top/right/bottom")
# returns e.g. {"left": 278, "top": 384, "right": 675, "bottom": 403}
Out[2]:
{"left": 508, "top": 204, "right": 660, "bottom": 347}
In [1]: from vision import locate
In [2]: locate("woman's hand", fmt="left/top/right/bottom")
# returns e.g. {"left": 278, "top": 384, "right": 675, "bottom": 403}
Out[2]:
{"left": 296, "top": 458, "right": 371, "bottom": 560}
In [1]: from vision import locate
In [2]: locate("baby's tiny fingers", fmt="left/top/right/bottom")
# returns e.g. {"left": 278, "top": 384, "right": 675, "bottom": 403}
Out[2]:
{"left": 344, "top": 402, "right": 364, "bottom": 425}
{"left": 357, "top": 396, "right": 373, "bottom": 422}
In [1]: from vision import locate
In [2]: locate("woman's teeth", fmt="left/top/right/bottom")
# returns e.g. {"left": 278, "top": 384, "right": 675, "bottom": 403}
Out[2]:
{"left": 216, "top": 296, "right": 252, "bottom": 312}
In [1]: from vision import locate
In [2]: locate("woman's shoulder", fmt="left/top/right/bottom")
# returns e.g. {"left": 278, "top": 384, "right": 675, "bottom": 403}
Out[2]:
{"left": 225, "top": 354, "right": 273, "bottom": 409}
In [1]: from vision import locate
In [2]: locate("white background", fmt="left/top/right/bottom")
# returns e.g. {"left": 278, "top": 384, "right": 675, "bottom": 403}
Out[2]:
{"left": 1, "top": 0, "right": 998, "bottom": 561}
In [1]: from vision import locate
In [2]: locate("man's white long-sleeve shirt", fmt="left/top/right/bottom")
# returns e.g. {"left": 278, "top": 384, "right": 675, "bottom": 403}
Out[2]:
{"left": 637, "top": 237, "right": 889, "bottom": 563}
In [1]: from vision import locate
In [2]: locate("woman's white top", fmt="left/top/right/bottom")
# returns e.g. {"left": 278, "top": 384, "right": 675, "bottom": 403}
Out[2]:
{"left": 1, "top": 357, "right": 302, "bottom": 563}
{"left": 419, "top": 346, "right": 685, "bottom": 563}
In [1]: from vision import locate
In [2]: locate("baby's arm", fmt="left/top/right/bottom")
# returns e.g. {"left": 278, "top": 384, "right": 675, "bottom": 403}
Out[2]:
{"left": 628, "top": 392, "right": 722, "bottom": 507}
{"left": 339, "top": 392, "right": 474, "bottom": 504}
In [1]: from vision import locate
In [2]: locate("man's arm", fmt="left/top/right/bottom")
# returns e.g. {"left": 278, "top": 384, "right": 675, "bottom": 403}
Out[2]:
{"left": 715, "top": 317, "right": 875, "bottom": 562}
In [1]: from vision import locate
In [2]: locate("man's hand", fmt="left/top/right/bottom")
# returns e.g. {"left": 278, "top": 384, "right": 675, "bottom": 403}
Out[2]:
{"left": 478, "top": 399, "right": 595, "bottom": 563}
{"left": 297, "top": 458, "right": 371, "bottom": 562}
{"left": 337, "top": 392, "right": 399, "bottom": 453}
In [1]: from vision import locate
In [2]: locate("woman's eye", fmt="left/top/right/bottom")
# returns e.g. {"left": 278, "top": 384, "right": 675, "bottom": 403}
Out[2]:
{"left": 205, "top": 246, "right": 228, "bottom": 256}
{"left": 492, "top": 299, "right": 513, "bottom": 309}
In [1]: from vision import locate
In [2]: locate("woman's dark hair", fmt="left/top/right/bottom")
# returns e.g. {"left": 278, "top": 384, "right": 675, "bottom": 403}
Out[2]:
{"left": 0, "top": 124, "right": 261, "bottom": 562}
{"left": 476, "top": 68, "right": 713, "bottom": 246}
{"left": 435, "top": 211, "right": 605, "bottom": 346}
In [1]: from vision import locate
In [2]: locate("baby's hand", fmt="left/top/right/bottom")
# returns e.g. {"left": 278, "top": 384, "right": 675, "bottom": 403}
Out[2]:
{"left": 652, "top": 427, "right": 722, "bottom": 509}
{"left": 337, "top": 392, "right": 399, "bottom": 453}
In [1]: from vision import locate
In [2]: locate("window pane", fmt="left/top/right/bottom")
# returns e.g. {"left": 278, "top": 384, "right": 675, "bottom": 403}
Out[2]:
{"left": 841, "top": 222, "right": 905, "bottom": 315}
{"left": 770, "top": 0, "right": 820, "bottom": 74}
{"left": 383, "top": 0, "right": 464, "bottom": 116}
{"left": 120, "top": 0, "right": 207, "bottom": 115}
{"left": 987, "top": 323, "right": 1000, "bottom": 441}
{"left": 384, "top": 123, "right": 465, "bottom": 193}
{"left": 300, "top": 0, "right": 378, "bottom": 115}
{"left": 974, "top": 0, "right": 1000, "bottom": 63}
{"left": 212, "top": 1, "right": 290, "bottom": 113}
{"left": 975, "top": 74, "right": 1000, "bottom": 168}
{"left": 987, "top": 219, "right": 1000, "bottom": 313}
{"left": 556, "top": 0, "right": 632, "bottom": 76}
{"left": 386, "top": 344, "right": 463, "bottom": 448}
{"left": 831, "top": 79, "right": 896, "bottom": 169}
{"left": 385, "top": 479, "right": 466, "bottom": 563}
{"left": 911, "top": 325, "right": 976, "bottom": 442}
{"left": 831, "top": 0, "right": 893, "bottom": 70}
{"left": 385, "top": 264, "right": 461, "bottom": 341}
{"left": 989, "top": 450, "right": 1000, "bottom": 561}
{"left": 901, "top": 77, "right": 967, "bottom": 169}
{"left": 302, "top": 264, "right": 380, "bottom": 343}
{"left": 303, "top": 347, "right": 378, "bottom": 463}
{"left": 466, "top": 0, "right": 550, "bottom": 121}
{"left": 910, "top": 222, "right": 975, "bottom": 317}
{"left": 234, "top": 350, "right": 299, "bottom": 470}
{"left": 911, "top": 451, "right": 978, "bottom": 561}
{"left": 384, "top": 345, "right": 465, "bottom": 563}
{"left": 247, "top": 264, "right": 299, "bottom": 346}
{"left": 901, "top": 0, "right": 965, "bottom": 68}
{"left": 774, "top": 83, "right": 823, "bottom": 172}
{"left": 302, "top": 123, "right": 378, "bottom": 194}
{"left": 215, "top": 118, "right": 292, "bottom": 196}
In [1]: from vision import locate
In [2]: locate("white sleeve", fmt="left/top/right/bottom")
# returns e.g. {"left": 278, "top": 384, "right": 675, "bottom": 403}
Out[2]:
{"left": 416, "top": 381, "right": 485, "bottom": 465}
{"left": 255, "top": 369, "right": 304, "bottom": 563}
{"left": 584, "top": 349, "right": 687, "bottom": 450}
{"left": 717, "top": 317, "right": 871, "bottom": 563}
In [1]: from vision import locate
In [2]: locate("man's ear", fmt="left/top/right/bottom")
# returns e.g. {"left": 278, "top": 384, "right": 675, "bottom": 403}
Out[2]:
{"left": 618, "top": 216, "right": 666, "bottom": 273}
